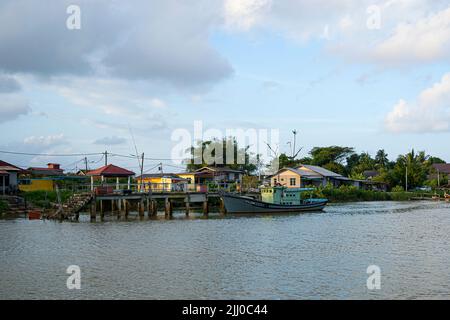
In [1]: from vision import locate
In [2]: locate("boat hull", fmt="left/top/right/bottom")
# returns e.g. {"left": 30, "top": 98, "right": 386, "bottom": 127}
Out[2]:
{"left": 221, "top": 193, "right": 327, "bottom": 214}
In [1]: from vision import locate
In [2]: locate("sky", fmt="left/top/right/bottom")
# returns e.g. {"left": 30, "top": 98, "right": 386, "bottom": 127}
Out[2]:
{"left": 0, "top": 0, "right": 450, "bottom": 173}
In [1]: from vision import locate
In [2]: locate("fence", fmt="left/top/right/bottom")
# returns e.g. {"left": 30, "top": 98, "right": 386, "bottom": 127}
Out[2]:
{"left": 56, "top": 182, "right": 242, "bottom": 194}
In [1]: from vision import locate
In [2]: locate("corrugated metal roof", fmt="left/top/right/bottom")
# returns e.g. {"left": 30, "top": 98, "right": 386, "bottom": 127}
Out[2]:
{"left": 432, "top": 163, "right": 450, "bottom": 174}
{"left": 297, "top": 165, "right": 342, "bottom": 177}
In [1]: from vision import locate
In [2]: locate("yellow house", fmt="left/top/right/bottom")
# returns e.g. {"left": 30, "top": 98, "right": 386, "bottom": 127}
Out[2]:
{"left": 270, "top": 168, "right": 303, "bottom": 188}
{"left": 136, "top": 174, "right": 188, "bottom": 192}
{"left": 19, "top": 178, "right": 54, "bottom": 192}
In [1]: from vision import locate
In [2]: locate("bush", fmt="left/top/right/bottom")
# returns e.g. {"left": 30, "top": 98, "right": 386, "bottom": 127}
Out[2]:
{"left": 0, "top": 200, "right": 8, "bottom": 214}
{"left": 391, "top": 185, "right": 404, "bottom": 192}
{"left": 21, "top": 190, "right": 74, "bottom": 209}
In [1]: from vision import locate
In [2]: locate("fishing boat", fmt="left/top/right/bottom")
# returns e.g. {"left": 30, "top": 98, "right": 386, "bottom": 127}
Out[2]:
{"left": 220, "top": 186, "right": 328, "bottom": 214}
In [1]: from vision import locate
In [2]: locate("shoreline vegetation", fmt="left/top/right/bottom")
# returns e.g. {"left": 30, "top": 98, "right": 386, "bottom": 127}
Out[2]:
{"left": 13, "top": 188, "right": 446, "bottom": 212}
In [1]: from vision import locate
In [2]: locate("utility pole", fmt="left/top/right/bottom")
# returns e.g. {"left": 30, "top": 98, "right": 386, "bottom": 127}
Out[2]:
{"left": 140, "top": 153, "right": 144, "bottom": 192}
{"left": 405, "top": 166, "right": 408, "bottom": 192}
{"left": 104, "top": 151, "right": 108, "bottom": 166}
{"left": 292, "top": 130, "right": 297, "bottom": 159}
{"left": 437, "top": 169, "right": 440, "bottom": 188}
{"left": 84, "top": 157, "right": 88, "bottom": 172}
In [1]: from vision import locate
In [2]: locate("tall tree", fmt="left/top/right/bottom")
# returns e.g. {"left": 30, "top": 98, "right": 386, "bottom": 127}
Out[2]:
{"left": 375, "top": 149, "right": 389, "bottom": 169}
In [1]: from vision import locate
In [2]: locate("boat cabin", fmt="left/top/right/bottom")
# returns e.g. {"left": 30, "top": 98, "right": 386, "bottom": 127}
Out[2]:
{"left": 261, "top": 187, "right": 315, "bottom": 205}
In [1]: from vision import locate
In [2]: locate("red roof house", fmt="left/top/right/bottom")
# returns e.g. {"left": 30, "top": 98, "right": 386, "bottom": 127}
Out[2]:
{"left": 87, "top": 164, "right": 135, "bottom": 177}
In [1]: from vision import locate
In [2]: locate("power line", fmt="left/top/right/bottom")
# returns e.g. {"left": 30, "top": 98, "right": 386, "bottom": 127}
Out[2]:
{"left": 0, "top": 150, "right": 103, "bottom": 157}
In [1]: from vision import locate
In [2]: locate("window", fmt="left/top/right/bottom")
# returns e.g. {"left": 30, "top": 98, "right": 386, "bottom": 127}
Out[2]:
{"left": 290, "top": 178, "right": 296, "bottom": 186}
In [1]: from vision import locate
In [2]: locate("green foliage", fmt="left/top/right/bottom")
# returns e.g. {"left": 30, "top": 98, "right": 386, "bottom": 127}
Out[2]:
{"left": 391, "top": 185, "right": 404, "bottom": 192}
{"left": 186, "top": 137, "right": 258, "bottom": 174}
{"left": 0, "top": 200, "right": 8, "bottom": 214}
{"left": 309, "top": 146, "right": 354, "bottom": 166}
{"left": 21, "top": 190, "right": 74, "bottom": 209}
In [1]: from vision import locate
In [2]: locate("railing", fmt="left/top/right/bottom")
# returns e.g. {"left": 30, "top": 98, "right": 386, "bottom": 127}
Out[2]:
{"left": 56, "top": 182, "right": 245, "bottom": 194}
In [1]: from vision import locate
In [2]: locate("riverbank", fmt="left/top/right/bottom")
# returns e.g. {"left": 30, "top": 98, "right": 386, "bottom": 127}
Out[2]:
{"left": 304, "top": 185, "right": 442, "bottom": 202}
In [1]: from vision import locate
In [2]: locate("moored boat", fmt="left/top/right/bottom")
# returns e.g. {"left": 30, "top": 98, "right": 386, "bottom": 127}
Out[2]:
{"left": 220, "top": 186, "right": 328, "bottom": 214}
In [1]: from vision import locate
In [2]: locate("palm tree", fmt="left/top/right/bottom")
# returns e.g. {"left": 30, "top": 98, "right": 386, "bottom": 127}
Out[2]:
{"left": 375, "top": 149, "right": 389, "bottom": 168}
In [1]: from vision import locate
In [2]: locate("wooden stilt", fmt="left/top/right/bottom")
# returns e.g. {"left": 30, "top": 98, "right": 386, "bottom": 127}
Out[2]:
{"left": 124, "top": 200, "right": 129, "bottom": 219}
{"left": 219, "top": 198, "right": 226, "bottom": 215}
{"left": 146, "top": 198, "right": 150, "bottom": 217}
{"left": 152, "top": 200, "right": 157, "bottom": 216}
{"left": 100, "top": 200, "right": 104, "bottom": 220}
{"left": 165, "top": 198, "right": 172, "bottom": 217}
{"left": 203, "top": 200, "right": 209, "bottom": 216}
{"left": 90, "top": 201, "right": 97, "bottom": 222}
{"left": 139, "top": 198, "right": 144, "bottom": 218}
{"left": 185, "top": 201, "right": 190, "bottom": 216}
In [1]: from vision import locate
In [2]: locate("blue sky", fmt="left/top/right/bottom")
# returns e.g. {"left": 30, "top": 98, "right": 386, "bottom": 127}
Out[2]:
{"left": 1, "top": 0, "right": 450, "bottom": 172}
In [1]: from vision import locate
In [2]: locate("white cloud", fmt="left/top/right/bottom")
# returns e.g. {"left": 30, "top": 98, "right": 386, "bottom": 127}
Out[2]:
{"left": 385, "top": 73, "right": 450, "bottom": 133}
{"left": 224, "top": 0, "right": 271, "bottom": 30}
{"left": 24, "top": 134, "right": 66, "bottom": 147}
{"left": 0, "top": 94, "right": 30, "bottom": 123}
{"left": 93, "top": 136, "right": 127, "bottom": 145}
{"left": 373, "top": 6, "right": 450, "bottom": 65}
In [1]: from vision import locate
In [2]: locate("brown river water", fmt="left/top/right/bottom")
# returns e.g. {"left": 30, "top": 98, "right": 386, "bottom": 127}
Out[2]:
{"left": 1, "top": 201, "right": 449, "bottom": 299}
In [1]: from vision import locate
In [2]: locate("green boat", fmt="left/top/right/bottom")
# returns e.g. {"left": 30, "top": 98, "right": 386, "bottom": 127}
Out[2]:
{"left": 220, "top": 186, "right": 328, "bottom": 214}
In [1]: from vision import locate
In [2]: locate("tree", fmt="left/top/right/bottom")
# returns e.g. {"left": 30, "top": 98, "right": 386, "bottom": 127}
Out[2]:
{"left": 186, "top": 137, "right": 258, "bottom": 174}
{"left": 391, "top": 149, "right": 429, "bottom": 189}
{"left": 375, "top": 149, "right": 389, "bottom": 169}
{"left": 309, "top": 146, "right": 354, "bottom": 166}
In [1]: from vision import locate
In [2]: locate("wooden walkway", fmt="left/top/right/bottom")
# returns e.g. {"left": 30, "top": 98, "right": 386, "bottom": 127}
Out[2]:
{"left": 56, "top": 191, "right": 258, "bottom": 221}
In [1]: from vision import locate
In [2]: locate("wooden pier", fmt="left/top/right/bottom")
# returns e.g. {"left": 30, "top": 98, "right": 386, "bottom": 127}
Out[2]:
{"left": 76, "top": 192, "right": 227, "bottom": 221}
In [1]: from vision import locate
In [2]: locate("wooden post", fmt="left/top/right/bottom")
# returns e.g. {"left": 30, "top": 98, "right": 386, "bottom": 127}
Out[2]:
{"left": 219, "top": 198, "right": 226, "bottom": 215}
{"left": 146, "top": 197, "right": 150, "bottom": 217}
{"left": 100, "top": 200, "right": 104, "bottom": 220}
{"left": 139, "top": 198, "right": 144, "bottom": 218}
{"left": 124, "top": 200, "right": 129, "bottom": 219}
{"left": 165, "top": 198, "right": 172, "bottom": 217}
{"left": 185, "top": 201, "right": 190, "bottom": 216}
{"left": 111, "top": 199, "right": 115, "bottom": 215}
{"left": 203, "top": 200, "right": 209, "bottom": 216}
{"left": 152, "top": 200, "right": 157, "bottom": 216}
{"left": 90, "top": 200, "right": 96, "bottom": 222}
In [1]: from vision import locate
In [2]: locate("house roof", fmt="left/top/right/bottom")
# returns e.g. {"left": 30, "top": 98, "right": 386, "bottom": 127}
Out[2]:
{"left": 268, "top": 167, "right": 322, "bottom": 179}
{"left": 0, "top": 170, "right": 9, "bottom": 176}
{"left": 87, "top": 164, "right": 135, "bottom": 177}
{"left": 363, "top": 170, "right": 380, "bottom": 178}
{"left": 27, "top": 167, "right": 64, "bottom": 176}
{"left": 297, "top": 165, "right": 342, "bottom": 178}
{"left": 136, "top": 173, "right": 183, "bottom": 179}
{"left": 0, "top": 160, "right": 23, "bottom": 172}
{"left": 195, "top": 166, "right": 244, "bottom": 174}
{"left": 432, "top": 163, "right": 450, "bottom": 174}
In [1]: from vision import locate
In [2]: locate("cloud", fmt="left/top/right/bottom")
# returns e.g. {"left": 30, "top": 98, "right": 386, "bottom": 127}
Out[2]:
{"left": 373, "top": 6, "right": 450, "bottom": 65}
{"left": 0, "top": 74, "right": 21, "bottom": 93}
{"left": 0, "top": 94, "right": 30, "bottom": 123}
{"left": 93, "top": 136, "right": 127, "bottom": 145}
{"left": 23, "top": 133, "right": 67, "bottom": 147}
{"left": 0, "top": 0, "right": 232, "bottom": 87}
{"left": 385, "top": 72, "right": 450, "bottom": 133}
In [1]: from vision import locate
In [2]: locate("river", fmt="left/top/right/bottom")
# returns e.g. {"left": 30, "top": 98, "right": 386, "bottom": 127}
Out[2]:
{"left": 1, "top": 201, "right": 449, "bottom": 299}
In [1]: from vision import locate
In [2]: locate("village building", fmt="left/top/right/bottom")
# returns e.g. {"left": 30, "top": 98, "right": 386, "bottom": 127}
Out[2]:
{"left": 269, "top": 164, "right": 387, "bottom": 191}
{"left": 19, "top": 163, "right": 65, "bottom": 192}
{"left": 86, "top": 164, "right": 135, "bottom": 192}
{"left": 431, "top": 163, "right": 450, "bottom": 186}
{"left": 0, "top": 160, "right": 23, "bottom": 194}
{"left": 136, "top": 173, "right": 189, "bottom": 192}
{"left": 270, "top": 165, "right": 352, "bottom": 188}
